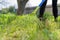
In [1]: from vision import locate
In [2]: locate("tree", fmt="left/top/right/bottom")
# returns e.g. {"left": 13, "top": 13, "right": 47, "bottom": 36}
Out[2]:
{"left": 1, "top": 8, "right": 9, "bottom": 14}
{"left": 9, "top": 6, "right": 15, "bottom": 13}
{"left": 17, "top": 0, "right": 28, "bottom": 15}
{"left": 0, "top": 0, "right": 9, "bottom": 14}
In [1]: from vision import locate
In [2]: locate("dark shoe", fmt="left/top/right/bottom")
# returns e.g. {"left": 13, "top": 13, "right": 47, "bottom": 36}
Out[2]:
{"left": 54, "top": 18, "right": 57, "bottom": 22}
{"left": 39, "top": 17, "right": 43, "bottom": 21}
{"left": 39, "top": 17, "right": 46, "bottom": 21}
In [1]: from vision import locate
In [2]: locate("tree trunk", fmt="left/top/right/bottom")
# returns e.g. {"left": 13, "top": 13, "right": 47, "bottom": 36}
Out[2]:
{"left": 17, "top": 0, "right": 28, "bottom": 15}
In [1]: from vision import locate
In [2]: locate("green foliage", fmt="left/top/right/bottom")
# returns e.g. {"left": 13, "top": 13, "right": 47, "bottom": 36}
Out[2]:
{"left": 0, "top": 6, "right": 16, "bottom": 14}
{"left": 8, "top": 6, "right": 16, "bottom": 13}
{"left": 0, "top": 7, "right": 60, "bottom": 40}
{"left": 1, "top": 8, "right": 9, "bottom": 14}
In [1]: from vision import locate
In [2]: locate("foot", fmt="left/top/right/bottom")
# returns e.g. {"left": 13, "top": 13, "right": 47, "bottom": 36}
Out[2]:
{"left": 54, "top": 18, "right": 57, "bottom": 22}
{"left": 39, "top": 17, "right": 45, "bottom": 21}
{"left": 39, "top": 17, "right": 43, "bottom": 21}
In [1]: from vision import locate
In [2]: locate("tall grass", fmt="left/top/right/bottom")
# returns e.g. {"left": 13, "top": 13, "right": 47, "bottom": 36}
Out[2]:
{"left": 0, "top": 7, "right": 60, "bottom": 40}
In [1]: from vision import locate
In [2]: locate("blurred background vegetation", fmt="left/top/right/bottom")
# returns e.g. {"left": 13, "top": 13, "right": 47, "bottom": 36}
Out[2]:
{"left": 0, "top": 6, "right": 17, "bottom": 14}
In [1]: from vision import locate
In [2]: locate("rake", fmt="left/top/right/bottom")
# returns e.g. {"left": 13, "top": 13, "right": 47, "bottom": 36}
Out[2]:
{"left": 31, "top": 0, "right": 45, "bottom": 15}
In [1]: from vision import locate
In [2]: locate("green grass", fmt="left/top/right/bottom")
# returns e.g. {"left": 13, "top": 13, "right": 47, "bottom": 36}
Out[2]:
{"left": 0, "top": 7, "right": 60, "bottom": 40}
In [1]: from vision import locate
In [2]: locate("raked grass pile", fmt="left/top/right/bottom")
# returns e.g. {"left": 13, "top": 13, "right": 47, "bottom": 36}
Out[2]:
{"left": 0, "top": 7, "right": 60, "bottom": 40}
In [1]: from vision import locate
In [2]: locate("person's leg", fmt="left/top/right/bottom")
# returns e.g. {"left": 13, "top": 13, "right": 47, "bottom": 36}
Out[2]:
{"left": 52, "top": 0, "right": 58, "bottom": 21}
{"left": 39, "top": 0, "right": 47, "bottom": 19}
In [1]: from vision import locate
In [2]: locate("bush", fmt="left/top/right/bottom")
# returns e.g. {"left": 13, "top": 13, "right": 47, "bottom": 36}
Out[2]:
{"left": 1, "top": 8, "right": 9, "bottom": 14}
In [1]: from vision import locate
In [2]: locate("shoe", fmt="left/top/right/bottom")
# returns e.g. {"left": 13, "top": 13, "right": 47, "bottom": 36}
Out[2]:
{"left": 39, "top": 17, "right": 43, "bottom": 21}
{"left": 39, "top": 17, "right": 45, "bottom": 21}
{"left": 54, "top": 18, "right": 57, "bottom": 22}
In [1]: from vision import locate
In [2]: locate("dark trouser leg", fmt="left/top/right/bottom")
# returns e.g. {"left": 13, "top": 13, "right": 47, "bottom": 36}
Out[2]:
{"left": 39, "top": 0, "right": 47, "bottom": 17}
{"left": 52, "top": 0, "right": 58, "bottom": 20}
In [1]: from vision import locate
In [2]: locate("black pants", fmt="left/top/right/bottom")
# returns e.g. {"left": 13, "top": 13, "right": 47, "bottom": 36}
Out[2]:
{"left": 39, "top": 0, "right": 58, "bottom": 19}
